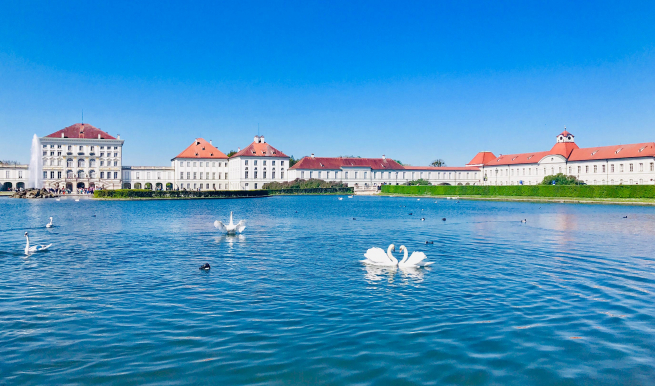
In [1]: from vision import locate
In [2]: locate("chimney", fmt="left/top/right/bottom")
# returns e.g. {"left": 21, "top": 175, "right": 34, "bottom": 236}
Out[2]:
{"left": 237, "top": 147, "right": 241, "bottom": 152}
{"left": 117, "top": 134, "right": 120, "bottom": 139}
{"left": 254, "top": 135, "right": 259, "bottom": 143}
{"left": 210, "top": 140, "right": 212, "bottom": 145}
{"left": 98, "top": 134, "right": 101, "bottom": 139}
{"left": 382, "top": 155, "right": 386, "bottom": 160}
{"left": 260, "top": 136, "right": 265, "bottom": 143}
{"left": 311, "top": 153, "right": 315, "bottom": 158}
{"left": 61, "top": 133, "right": 64, "bottom": 138}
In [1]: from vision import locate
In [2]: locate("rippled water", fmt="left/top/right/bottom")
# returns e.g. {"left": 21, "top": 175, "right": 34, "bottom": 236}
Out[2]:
{"left": 1, "top": 196, "right": 654, "bottom": 385}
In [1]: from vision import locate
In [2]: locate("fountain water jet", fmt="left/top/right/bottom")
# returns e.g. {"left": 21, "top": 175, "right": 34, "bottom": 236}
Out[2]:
{"left": 28, "top": 134, "right": 43, "bottom": 189}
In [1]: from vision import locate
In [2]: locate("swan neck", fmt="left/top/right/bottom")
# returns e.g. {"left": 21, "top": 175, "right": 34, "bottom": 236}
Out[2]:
{"left": 229, "top": 212, "right": 233, "bottom": 226}
{"left": 399, "top": 248, "right": 408, "bottom": 264}
{"left": 387, "top": 245, "right": 398, "bottom": 264}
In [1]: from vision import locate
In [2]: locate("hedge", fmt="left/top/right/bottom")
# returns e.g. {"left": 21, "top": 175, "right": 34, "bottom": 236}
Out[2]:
{"left": 267, "top": 187, "right": 353, "bottom": 195}
{"left": 381, "top": 184, "right": 655, "bottom": 199}
{"left": 94, "top": 189, "right": 269, "bottom": 199}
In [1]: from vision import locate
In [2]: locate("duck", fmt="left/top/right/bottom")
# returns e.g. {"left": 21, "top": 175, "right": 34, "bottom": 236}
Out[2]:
{"left": 623, "top": 216, "right": 628, "bottom": 219}
{"left": 425, "top": 241, "right": 434, "bottom": 244}
{"left": 421, "top": 218, "right": 425, "bottom": 221}
{"left": 521, "top": 219, "right": 527, "bottom": 223}
{"left": 199, "top": 263, "right": 210, "bottom": 271}
{"left": 46, "top": 217, "right": 53, "bottom": 228}
{"left": 442, "top": 218, "right": 446, "bottom": 221}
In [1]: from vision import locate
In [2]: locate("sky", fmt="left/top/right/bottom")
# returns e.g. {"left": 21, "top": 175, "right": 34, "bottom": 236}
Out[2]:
{"left": 1, "top": 0, "right": 654, "bottom": 166}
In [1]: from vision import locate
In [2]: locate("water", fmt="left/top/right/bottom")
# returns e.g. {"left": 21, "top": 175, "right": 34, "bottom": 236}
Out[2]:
{"left": 1, "top": 196, "right": 654, "bottom": 385}
{"left": 28, "top": 134, "right": 42, "bottom": 189}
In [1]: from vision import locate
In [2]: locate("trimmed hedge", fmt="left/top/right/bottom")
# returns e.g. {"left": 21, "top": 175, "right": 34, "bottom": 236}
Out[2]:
{"left": 94, "top": 189, "right": 269, "bottom": 199}
{"left": 381, "top": 184, "right": 655, "bottom": 199}
{"left": 267, "top": 187, "right": 354, "bottom": 195}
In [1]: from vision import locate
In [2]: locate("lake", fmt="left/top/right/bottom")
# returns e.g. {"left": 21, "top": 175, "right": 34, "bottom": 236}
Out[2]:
{"left": 1, "top": 196, "right": 654, "bottom": 385}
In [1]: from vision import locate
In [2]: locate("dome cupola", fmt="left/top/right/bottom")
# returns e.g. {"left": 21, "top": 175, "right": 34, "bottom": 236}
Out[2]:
{"left": 557, "top": 128, "right": 574, "bottom": 143}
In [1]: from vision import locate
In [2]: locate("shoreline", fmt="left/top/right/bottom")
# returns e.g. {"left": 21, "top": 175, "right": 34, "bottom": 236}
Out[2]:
{"left": 381, "top": 193, "right": 655, "bottom": 206}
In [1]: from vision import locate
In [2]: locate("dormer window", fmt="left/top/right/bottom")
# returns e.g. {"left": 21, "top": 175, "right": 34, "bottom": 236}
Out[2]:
{"left": 512, "top": 157, "right": 517, "bottom": 161}
{"left": 591, "top": 150, "right": 598, "bottom": 156}
{"left": 615, "top": 148, "right": 623, "bottom": 154}
{"left": 639, "top": 146, "right": 646, "bottom": 152}
{"left": 527, "top": 155, "right": 533, "bottom": 160}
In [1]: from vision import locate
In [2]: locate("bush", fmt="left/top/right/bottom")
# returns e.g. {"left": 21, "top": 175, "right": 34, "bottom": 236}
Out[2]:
{"left": 381, "top": 184, "right": 655, "bottom": 199}
{"left": 405, "top": 179, "right": 431, "bottom": 186}
{"left": 263, "top": 178, "right": 348, "bottom": 190}
{"left": 94, "top": 189, "right": 269, "bottom": 199}
{"left": 541, "top": 173, "right": 585, "bottom": 185}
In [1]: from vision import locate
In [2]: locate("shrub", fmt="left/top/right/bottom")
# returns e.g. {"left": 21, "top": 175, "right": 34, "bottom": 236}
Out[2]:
{"left": 541, "top": 173, "right": 585, "bottom": 185}
{"left": 263, "top": 178, "right": 348, "bottom": 190}
{"left": 405, "top": 179, "right": 431, "bottom": 186}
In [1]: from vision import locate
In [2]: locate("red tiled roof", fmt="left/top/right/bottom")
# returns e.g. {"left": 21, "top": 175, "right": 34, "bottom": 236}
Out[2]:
{"left": 45, "top": 123, "right": 116, "bottom": 139}
{"left": 560, "top": 130, "right": 573, "bottom": 137}
{"left": 568, "top": 142, "right": 655, "bottom": 161}
{"left": 290, "top": 157, "right": 405, "bottom": 170}
{"left": 174, "top": 138, "right": 228, "bottom": 159}
{"left": 467, "top": 151, "right": 497, "bottom": 165}
{"left": 484, "top": 142, "right": 579, "bottom": 166}
{"left": 403, "top": 166, "right": 480, "bottom": 171}
{"left": 232, "top": 141, "right": 288, "bottom": 158}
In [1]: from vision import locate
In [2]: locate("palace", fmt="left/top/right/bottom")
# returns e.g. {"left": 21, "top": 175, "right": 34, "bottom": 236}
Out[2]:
{"left": 1, "top": 124, "right": 654, "bottom": 191}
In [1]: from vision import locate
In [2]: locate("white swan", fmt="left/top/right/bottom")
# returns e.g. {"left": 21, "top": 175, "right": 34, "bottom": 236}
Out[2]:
{"left": 338, "top": 197, "right": 343, "bottom": 200}
{"left": 348, "top": 195, "right": 353, "bottom": 198}
{"left": 24, "top": 232, "right": 51, "bottom": 255}
{"left": 398, "top": 245, "right": 433, "bottom": 267}
{"left": 75, "top": 198, "right": 80, "bottom": 202}
{"left": 362, "top": 244, "right": 398, "bottom": 266}
{"left": 214, "top": 211, "right": 246, "bottom": 234}
{"left": 46, "top": 217, "right": 53, "bottom": 228}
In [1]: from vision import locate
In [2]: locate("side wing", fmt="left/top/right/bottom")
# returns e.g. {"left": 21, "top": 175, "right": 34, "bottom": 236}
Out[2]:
{"left": 406, "top": 251, "right": 428, "bottom": 266}
{"left": 214, "top": 220, "right": 227, "bottom": 232}
{"left": 235, "top": 220, "right": 246, "bottom": 233}
{"left": 363, "top": 247, "right": 390, "bottom": 264}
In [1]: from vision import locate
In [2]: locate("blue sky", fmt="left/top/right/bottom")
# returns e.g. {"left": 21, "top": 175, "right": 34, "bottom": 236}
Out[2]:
{"left": 1, "top": 0, "right": 654, "bottom": 166}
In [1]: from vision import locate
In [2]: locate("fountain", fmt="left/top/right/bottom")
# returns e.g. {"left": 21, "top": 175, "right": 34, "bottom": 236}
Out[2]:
{"left": 28, "top": 134, "right": 43, "bottom": 189}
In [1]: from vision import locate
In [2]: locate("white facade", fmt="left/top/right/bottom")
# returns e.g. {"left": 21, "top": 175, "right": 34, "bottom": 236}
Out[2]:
{"left": 228, "top": 136, "right": 290, "bottom": 190}
{"left": 0, "top": 164, "right": 28, "bottom": 191}
{"left": 122, "top": 166, "right": 175, "bottom": 190}
{"left": 173, "top": 159, "right": 230, "bottom": 190}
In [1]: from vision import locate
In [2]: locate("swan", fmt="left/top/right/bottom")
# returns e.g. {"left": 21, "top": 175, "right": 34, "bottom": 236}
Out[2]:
{"left": 46, "top": 217, "right": 53, "bottom": 228}
{"left": 214, "top": 212, "right": 246, "bottom": 234}
{"left": 75, "top": 198, "right": 80, "bottom": 202}
{"left": 338, "top": 197, "right": 343, "bottom": 200}
{"left": 24, "top": 232, "right": 51, "bottom": 255}
{"left": 398, "top": 245, "right": 433, "bottom": 267}
{"left": 362, "top": 244, "right": 398, "bottom": 266}
{"left": 348, "top": 195, "right": 353, "bottom": 198}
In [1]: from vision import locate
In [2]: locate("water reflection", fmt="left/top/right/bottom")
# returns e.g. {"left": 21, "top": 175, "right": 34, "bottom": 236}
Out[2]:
{"left": 214, "top": 234, "right": 246, "bottom": 245}
{"left": 363, "top": 264, "right": 430, "bottom": 283}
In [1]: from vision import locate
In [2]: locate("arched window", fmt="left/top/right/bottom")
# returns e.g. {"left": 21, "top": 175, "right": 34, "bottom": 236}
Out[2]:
{"left": 77, "top": 170, "right": 85, "bottom": 178}
{"left": 89, "top": 170, "right": 96, "bottom": 178}
{"left": 67, "top": 159, "right": 73, "bottom": 167}
{"left": 78, "top": 159, "right": 85, "bottom": 167}
{"left": 90, "top": 159, "right": 96, "bottom": 167}
{"left": 67, "top": 170, "right": 74, "bottom": 178}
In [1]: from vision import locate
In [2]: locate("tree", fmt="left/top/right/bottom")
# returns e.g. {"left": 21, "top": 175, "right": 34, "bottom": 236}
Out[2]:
{"left": 541, "top": 173, "right": 585, "bottom": 185}
{"left": 405, "top": 179, "right": 431, "bottom": 186}
{"left": 226, "top": 150, "right": 237, "bottom": 157}
{"left": 395, "top": 160, "right": 404, "bottom": 165}
{"left": 430, "top": 159, "right": 446, "bottom": 167}
{"left": 289, "top": 156, "right": 299, "bottom": 167}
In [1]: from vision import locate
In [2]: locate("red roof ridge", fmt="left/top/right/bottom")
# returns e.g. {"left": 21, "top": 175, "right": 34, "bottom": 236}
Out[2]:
{"left": 232, "top": 140, "right": 289, "bottom": 158}
{"left": 45, "top": 123, "right": 117, "bottom": 140}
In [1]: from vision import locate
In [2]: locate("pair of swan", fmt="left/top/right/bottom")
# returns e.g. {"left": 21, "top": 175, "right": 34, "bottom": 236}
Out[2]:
{"left": 214, "top": 212, "right": 246, "bottom": 234}
{"left": 362, "top": 244, "right": 432, "bottom": 267}
{"left": 24, "top": 232, "right": 51, "bottom": 255}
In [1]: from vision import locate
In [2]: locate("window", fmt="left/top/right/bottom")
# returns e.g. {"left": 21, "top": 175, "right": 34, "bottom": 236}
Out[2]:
{"left": 577, "top": 166, "right": 581, "bottom": 174}
{"left": 100, "top": 161, "right": 104, "bottom": 166}
{"left": 629, "top": 163, "right": 634, "bottom": 172}
{"left": 180, "top": 172, "right": 183, "bottom": 180}
{"left": 345, "top": 172, "right": 349, "bottom": 179}
{"left": 245, "top": 160, "right": 249, "bottom": 165}
{"left": 281, "top": 161, "right": 284, "bottom": 166}
{"left": 620, "top": 164, "right": 624, "bottom": 172}
{"left": 113, "top": 172, "right": 117, "bottom": 179}
{"left": 43, "top": 171, "right": 47, "bottom": 179}
{"left": 611, "top": 164, "right": 615, "bottom": 173}
{"left": 263, "top": 171, "right": 267, "bottom": 178}
{"left": 51, "top": 171, "right": 55, "bottom": 179}
{"left": 180, "top": 161, "right": 183, "bottom": 167}
{"left": 136, "top": 172, "right": 140, "bottom": 179}
{"left": 355, "top": 172, "right": 358, "bottom": 179}
{"left": 206, "top": 162, "right": 209, "bottom": 167}
{"left": 157, "top": 172, "right": 161, "bottom": 180}
{"left": 79, "top": 146, "right": 83, "bottom": 151}
{"left": 639, "top": 163, "right": 643, "bottom": 172}
{"left": 310, "top": 171, "right": 313, "bottom": 178}
{"left": 272, "top": 171, "right": 276, "bottom": 179}
{"left": 245, "top": 171, "right": 249, "bottom": 179}
{"left": 206, "top": 172, "right": 209, "bottom": 179}
{"left": 100, "top": 172, "right": 105, "bottom": 178}
{"left": 187, "top": 162, "right": 190, "bottom": 167}
{"left": 187, "top": 172, "right": 190, "bottom": 179}
{"left": 199, "top": 172, "right": 203, "bottom": 179}
{"left": 147, "top": 172, "right": 151, "bottom": 179}
{"left": 193, "top": 172, "right": 197, "bottom": 179}
{"left": 602, "top": 165, "right": 606, "bottom": 173}
{"left": 585, "top": 165, "right": 589, "bottom": 173}
{"left": 114, "top": 161, "right": 118, "bottom": 166}
{"left": 280, "top": 171, "right": 284, "bottom": 179}
{"left": 364, "top": 172, "right": 367, "bottom": 179}
{"left": 272, "top": 161, "right": 276, "bottom": 166}
{"left": 593, "top": 165, "right": 597, "bottom": 173}
{"left": 254, "top": 160, "right": 258, "bottom": 166}
{"left": 91, "top": 146, "right": 94, "bottom": 151}
{"left": 57, "top": 171, "right": 61, "bottom": 179}
{"left": 254, "top": 171, "right": 258, "bottom": 179}
{"left": 212, "top": 172, "right": 216, "bottom": 179}
{"left": 651, "top": 163, "right": 654, "bottom": 172}
{"left": 263, "top": 160, "right": 267, "bottom": 165}
{"left": 90, "top": 159, "right": 96, "bottom": 167}
{"left": 193, "top": 162, "right": 196, "bottom": 167}
{"left": 100, "top": 153, "right": 104, "bottom": 157}
{"left": 568, "top": 167, "right": 571, "bottom": 174}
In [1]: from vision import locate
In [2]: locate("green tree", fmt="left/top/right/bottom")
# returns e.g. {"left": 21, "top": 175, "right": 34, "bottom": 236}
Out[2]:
{"left": 405, "top": 179, "right": 431, "bottom": 186}
{"left": 430, "top": 159, "right": 446, "bottom": 167}
{"left": 289, "top": 156, "right": 299, "bottom": 167}
{"left": 541, "top": 173, "right": 585, "bottom": 185}
{"left": 395, "top": 160, "right": 404, "bottom": 165}
{"left": 226, "top": 150, "right": 237, "bottom": 157}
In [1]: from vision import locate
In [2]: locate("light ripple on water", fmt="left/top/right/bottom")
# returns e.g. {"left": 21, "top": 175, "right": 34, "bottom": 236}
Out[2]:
{"left": 0, "top": 196, "right": 654, "bottom": 385}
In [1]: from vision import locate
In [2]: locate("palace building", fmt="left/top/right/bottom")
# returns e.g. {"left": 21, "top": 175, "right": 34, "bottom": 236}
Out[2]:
{"left": 468, "top": 130, "right": 655, "bottom": 186}
{"left": 2, "top": 124, "right": 654, "bottom": 192}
